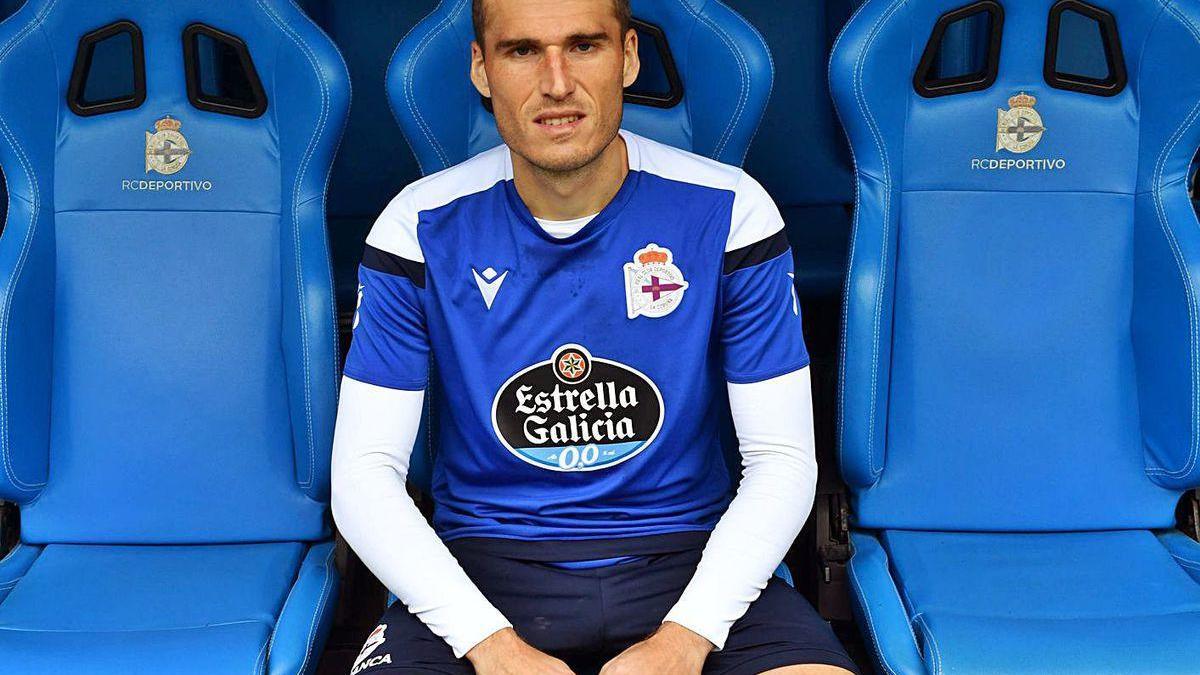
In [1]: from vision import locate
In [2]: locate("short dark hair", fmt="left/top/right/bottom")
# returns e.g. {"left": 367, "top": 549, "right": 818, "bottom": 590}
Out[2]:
{"left": 472, "top": 0, "right": 632, "bottom": 47}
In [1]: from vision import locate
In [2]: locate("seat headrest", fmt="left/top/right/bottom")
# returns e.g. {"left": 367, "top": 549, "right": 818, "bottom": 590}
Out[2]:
{"left": 387, "top": 0, "right": 772, "bottom": 173}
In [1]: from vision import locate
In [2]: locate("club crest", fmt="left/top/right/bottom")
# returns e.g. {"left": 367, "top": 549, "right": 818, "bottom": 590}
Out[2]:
{"left": 995, "top": 92, "right": 1045, "bottom": 154}
{"left": 623, "top": 243, "right": 688, "bottom": 319}
{"left": 145, "top": 115, "right": 192, "bottom": 175}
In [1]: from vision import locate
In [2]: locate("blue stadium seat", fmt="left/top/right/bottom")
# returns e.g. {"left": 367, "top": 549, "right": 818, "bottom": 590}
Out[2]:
{"left": 832, "top": 0, "right": 1200, "bottom": 671}
{"left": 0, "top": 1, "right": 348, "bottom": 672}
{"left": 296, "top": 0, "right": 439, "bottom": 325}
{"left": 725, "top": 0, "right": 856, "bottom": 299}
{"left": 386, "top": 0, "right": 773, "bottom": 494}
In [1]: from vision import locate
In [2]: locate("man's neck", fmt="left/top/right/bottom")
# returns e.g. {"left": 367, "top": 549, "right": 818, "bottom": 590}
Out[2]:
{"left": 511, "top": 134, "right": 629, "bottom": 221}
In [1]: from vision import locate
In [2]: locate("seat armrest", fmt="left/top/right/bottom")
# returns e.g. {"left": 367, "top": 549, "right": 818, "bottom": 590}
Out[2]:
{"left": 848, "top": 531, "right": 927, "bottom": 675}
{"left": 1158, "top": 531, "right": 1200, "bottom": 585}
{"left": 267, "top": 541, "right": 339, "bottom": 675}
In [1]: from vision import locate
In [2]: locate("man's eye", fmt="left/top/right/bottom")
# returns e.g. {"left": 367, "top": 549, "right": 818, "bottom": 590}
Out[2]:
{"left": 576, "top": 43, "right": 594, "bottom": 53}
{"left": 514, "top": 47, "right": 532, "bottom": 56}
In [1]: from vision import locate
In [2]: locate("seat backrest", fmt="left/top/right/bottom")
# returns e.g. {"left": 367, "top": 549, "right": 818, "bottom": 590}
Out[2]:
{"left": 297, "top": 0, "right": 438, "bottom": 316}
{"left": 0, "top": 0, "right": 348, "bottom": 544}
{"left": 726, "top": 0, "right": 856, "bottom": 298}
{"left": 832, "top": 0, "right": 1200, "bottom": 532}
{"left": 388, "top": 0, "right": 772, "bottom": 173}
{"left": 387, "top": 0, "right": 772, "bottom": 491}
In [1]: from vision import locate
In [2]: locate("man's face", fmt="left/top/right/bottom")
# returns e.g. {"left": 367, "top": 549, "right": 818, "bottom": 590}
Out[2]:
{"left": 471, "top": 0, "right": 639, "bottom": 173}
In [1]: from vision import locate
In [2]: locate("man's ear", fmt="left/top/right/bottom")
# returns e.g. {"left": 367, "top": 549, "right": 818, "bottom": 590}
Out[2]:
{"left": 470, "top": 41, "right": 492, "bottom": 99}
{"left": 621, "top": 28, "right": 640, "bottom": 88}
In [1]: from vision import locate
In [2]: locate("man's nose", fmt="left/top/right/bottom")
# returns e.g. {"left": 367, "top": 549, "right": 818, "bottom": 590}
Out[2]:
{"left": 539, "top": 48, "right": 574, "bottom": 100}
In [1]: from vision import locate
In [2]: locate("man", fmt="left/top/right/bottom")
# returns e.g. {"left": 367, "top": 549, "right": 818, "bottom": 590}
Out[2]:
{"left": 332, "top": 0, "right": 857, "bottom": 673}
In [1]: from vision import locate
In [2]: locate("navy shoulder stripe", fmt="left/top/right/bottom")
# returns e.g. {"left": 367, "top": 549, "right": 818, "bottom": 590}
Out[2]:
{"left": 723, "top": 230, "right": 789, "bottom": 274}
{"left": 363, "top": 245, "right": 426, "bottom": 288}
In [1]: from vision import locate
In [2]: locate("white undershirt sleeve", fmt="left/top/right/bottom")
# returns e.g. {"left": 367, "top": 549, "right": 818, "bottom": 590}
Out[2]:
{"left": 661, "top": 366, "right": 819, "bottom": 649}
{"left": 330, "top": 376, "right": 513, "bottom": 658}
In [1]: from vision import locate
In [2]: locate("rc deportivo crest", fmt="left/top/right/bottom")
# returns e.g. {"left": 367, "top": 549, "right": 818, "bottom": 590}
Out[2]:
{"left": 624, "top": 243, "right": 688, "bottom": 319}
{"left": 145, "top": 116, "right": 192, "bottom": 175}
{"left": 995, "top": 92, "right": 1045, "bottom": 154}
{"left": 492, "top": 344, "right": 664, "bottom": 472}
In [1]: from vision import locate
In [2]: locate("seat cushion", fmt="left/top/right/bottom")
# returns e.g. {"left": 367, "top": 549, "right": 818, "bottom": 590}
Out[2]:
{"left": 0, "top": 542, "right": 305, "bottom": 674}
{"left": 883, "top": 530, "right": 1200, "bottom": 673}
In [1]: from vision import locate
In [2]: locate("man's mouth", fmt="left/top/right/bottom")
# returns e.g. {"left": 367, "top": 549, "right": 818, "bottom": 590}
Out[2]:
{"left": 534, "top": 112, "right": 585, "bottom": 128}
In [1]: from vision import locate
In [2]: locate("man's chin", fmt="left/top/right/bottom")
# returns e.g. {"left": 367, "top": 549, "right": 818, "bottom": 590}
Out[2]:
{"left": 522, "top": 146, "right": 601, "bottom": 174}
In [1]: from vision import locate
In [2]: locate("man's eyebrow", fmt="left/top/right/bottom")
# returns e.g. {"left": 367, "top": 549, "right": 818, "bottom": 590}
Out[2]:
{"left": 494, "top": 32, "right": 611, "bottom": 50}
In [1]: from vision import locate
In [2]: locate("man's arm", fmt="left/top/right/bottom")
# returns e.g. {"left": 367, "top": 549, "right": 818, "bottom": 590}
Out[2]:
{"left": 662, "top": 366, "right": 817, "bottom": 645}
{"left": 332, "top": 377, "right": 577, "bottom": 674}
{"left": 331, "top": 377, "right": 511, "bottom": 658}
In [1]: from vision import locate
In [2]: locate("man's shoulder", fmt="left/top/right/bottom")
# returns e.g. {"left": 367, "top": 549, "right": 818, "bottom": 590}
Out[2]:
{"left": 365, "top": 146, "right": 510, "bottom": 261}
{"left": 629, "top": 133, "right": 783, "bottom": 253}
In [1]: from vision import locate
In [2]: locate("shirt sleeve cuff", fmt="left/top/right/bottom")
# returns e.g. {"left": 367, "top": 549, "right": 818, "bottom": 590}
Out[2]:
{"left": 446, "top": 607, "right": 513, "bottom": 659}
{"left": 662, "top": 597, "right": 733, "bottom": 651}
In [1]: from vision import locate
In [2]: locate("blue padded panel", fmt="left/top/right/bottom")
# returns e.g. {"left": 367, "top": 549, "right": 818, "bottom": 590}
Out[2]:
{"left": 881, "top": 530, "right": 1200, "bottom": 673}
{"left": 726, "top": 0, "right": 855, "bottom": 297}
{"left": 388, "top": 0, "right": 772, "bottom": 172}
{"left": 0, "top": 0, "right": 347, "bottom": 542}
{"left": 265, "top": 541, "right": 339, "bottom": 675}
{"left": 831, "top": 0, "right": 1200, "bottom": 530}
{"left": 0, "top": 543, "right": 38, "bottom": 606}
{"left": 1160, "top": 530, "right": 1200, "bottom": 585}
{"left": 0, "top": 543, "right": 305, "bottom": 674}
{"left": 846, "top": 532, "right": 925, "bottom": 675}
{"left": 298, "top": 0, "right": 437, "bottom": 312}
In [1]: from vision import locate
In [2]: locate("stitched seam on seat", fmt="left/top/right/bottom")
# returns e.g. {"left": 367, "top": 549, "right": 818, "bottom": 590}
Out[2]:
{"left": 848, "top": 560, "right": 903, "bottom": 675}
{"left": 714, "top": 0, "right": 771, "bottom": 166}
{"left": 297, "top": 547, "right": 336, "bottom": 675}
{"left": 829, "top": 0, "right": 874, "bottom": 476}
{"left": 677, "top": 0, "right": 748, "bottom": 161}
{"left": 255, "top": 0, "right": 328, "bottom": 489}
{"left": 386, "top": 3, "right": 441, "bottom": 176}
{"left": 1144, "top": 0, "right": 1200, "bottom": 479}
{"left": 265, "top": 546, "right": 335, "bottom": 675}
{"left": 254, "top": 633, "right": 270, "bottom": 675}
{"left": 0, "top": 0, "right": 58, "bottom": 493}
{"left": 287, "top": 0, "right": 352, "bottom": 407}
{"left": 405, "top": 0, "right": 462, "bottom": 171}
{"left": 850, "top": 0, "right": 906, "bottom": 480}
{"left": 914, "top": 614, "right": 942, "bottom": 675}
{"left": 0, "top": 619, "right": 270, "bottom": 633}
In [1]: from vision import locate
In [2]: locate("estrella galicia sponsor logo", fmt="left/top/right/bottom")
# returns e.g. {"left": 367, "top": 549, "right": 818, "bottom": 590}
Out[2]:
{"left": 491, "top": 344, "right": 663, "bottom": 472}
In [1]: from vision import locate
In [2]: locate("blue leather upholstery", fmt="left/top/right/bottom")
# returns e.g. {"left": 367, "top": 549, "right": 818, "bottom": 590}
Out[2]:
{"left": 0, "top": 0, "right": 347, "bottom": 671}
{"left": 297, "top": 0, "right": 439, "bottom": 318}
{"left": 832, "top": 0, "right": 1200, "bottom": 671}
{"left": 726, "top": 0, "right": 856, "bottom": 298}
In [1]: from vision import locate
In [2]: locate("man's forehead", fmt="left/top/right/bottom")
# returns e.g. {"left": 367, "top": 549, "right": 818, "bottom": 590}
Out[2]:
{"left": 483, "top": 0, "right": 621, "bottom": 41}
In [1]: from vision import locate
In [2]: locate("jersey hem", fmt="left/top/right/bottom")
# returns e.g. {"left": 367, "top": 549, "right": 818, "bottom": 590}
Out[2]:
{"left": 724, "top": 358, "right": 811, "bottom": 385}
{"left": 442, "top": 529, "right": 713, "bottom": 561}
{"left": 342, "top": 368, "right": 427, "bottom": 391}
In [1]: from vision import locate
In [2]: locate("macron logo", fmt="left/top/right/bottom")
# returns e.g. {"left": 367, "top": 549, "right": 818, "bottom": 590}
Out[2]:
{"left": 472, "top": 266, "right": 509, "bottom": 310}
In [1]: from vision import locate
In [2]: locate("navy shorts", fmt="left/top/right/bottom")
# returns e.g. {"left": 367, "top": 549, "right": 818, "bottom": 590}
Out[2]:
{"left": 350, "top": 539, "right": 857, "bottom": 675}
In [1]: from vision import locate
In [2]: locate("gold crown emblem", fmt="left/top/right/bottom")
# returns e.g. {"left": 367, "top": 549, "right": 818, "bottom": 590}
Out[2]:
{"left": 638, "top": 250, "right": 668, "bottom": 264}
{"left": 154, "top": 116, "right": 182, "bottom": 132}
{"left": 1008, "top": 92, "right": 1036, "bottom": 109}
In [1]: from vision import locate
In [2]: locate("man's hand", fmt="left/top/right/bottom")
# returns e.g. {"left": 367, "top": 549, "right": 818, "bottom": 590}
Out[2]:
{"left": 465, "top": 627, "right": 574, "bottom": 675}
{"left": 599, "top": 622, "right": 715, "bottom": 675}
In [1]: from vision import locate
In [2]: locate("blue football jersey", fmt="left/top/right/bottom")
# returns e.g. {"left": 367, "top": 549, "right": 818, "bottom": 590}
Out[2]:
{"left": 345, "top": 131, "right": 808, "bottom": 546}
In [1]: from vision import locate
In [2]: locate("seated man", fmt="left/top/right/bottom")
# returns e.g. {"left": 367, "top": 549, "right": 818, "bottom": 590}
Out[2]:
{"left": 331, "top": 1, "right": 856, "bottom": 673}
